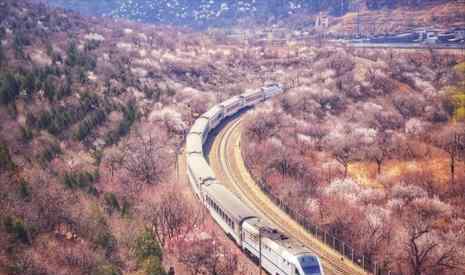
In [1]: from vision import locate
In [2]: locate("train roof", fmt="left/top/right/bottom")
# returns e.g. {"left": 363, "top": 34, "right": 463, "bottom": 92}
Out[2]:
{"left": 203, "top": 183, "right": 256, "bottom": 223}
{"left": 245, "top": 218, "right": 311, "bottom": 257}
{"left": 201, "top": 105, "right": 224, "bottom": 119}
{"left": 189, "top": 117, "right": 209, "bottom": 134}
{"left": 187, "top": 154, "right": 216, "bottom": 183}
{"left": 220, "top": 96, "right": 244, "bottom": 108}
{"left": 264, "top": 82, "right": 281, "bottom": 87}
{"left": 185, "top": 133, "right": 203, "bottom": 154}
{"left": 242, "top": 88, "right": 262, "bottom": 97}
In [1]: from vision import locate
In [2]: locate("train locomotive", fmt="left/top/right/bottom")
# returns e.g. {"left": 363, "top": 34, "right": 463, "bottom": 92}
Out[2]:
{"left": 186, "top": 83, "right": 325, "bottom": 275}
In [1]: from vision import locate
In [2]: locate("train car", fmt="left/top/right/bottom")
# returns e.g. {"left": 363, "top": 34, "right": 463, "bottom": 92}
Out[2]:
{"left": 189, "top": 117, "right": 210, "bottom": 143}
{"left": 185, "top": 133, "right": 204, "bottom": 156}
{"left": 221, "top": 95, "right": 246, "bottom": 118}
{"left": 201, "top": 105, "right": 225, "bottom": 131}
{"left": 263, "top": 83, "right": 284, "bottom": 99}
{"left": 202, "top": 183, "right": 256, "bottom": 244}
{"left": 187, "top": 154, "right": 216, "bottom": 197}
{"left": 185, "top": 82, "right": 325, "bottom": 275}
{"left": 243, "top": 88, "right": 265, "bottom": 107}
{"left": 242, "top": 218, "right": 324, "bottom": 275}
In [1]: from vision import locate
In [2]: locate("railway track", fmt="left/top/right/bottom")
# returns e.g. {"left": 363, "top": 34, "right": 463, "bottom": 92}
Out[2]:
{"left": 207, "top": 113, "right": 368, "bottom": 275}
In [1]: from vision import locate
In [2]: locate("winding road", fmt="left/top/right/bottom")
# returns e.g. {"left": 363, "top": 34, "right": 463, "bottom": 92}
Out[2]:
{"left": 205, "top": 111, "right": 368, "bottom": 275}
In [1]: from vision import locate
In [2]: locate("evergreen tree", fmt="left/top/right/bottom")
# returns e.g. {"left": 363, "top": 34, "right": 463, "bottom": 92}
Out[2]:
{"left": 0, "top": 44, "right": 5, "bottom": 66}
{"left": 0, "top": 72, "right": 21, "bottom": 104}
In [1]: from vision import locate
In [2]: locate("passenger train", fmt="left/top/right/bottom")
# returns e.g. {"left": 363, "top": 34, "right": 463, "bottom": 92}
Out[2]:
{"left": 186, "top": 83, "right": 325, "bottom": 275}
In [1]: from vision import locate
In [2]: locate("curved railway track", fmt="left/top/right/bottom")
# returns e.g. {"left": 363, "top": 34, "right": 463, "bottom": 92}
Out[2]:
{"left": 207, "top": 112, "right": 367, "bottom": 275}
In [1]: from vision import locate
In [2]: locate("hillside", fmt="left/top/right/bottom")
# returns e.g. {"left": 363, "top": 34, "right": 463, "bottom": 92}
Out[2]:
{"left": 327, "top": 1, "right": 465, "bottom": 35}
{"left": 0, "top": 0, "right": 279, "bottom": 274}
{"left": 42, "top": 0, "right": 464, "bottom": 30}
{"left": 1, "top": 0, "right": 465, "bottom": 274}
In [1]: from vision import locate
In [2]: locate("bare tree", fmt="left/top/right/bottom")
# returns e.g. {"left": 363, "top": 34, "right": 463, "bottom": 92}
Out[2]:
{"left": 365, "top": 132, "right": 393, "bottom": 175}
{"left": 178, "top": 236, "right": 238, "bottom": 275}
{"left": 124, "top": 130, "right": 172, "bottom": 185}
{"left": 434, "top": 126, "right": 465, "bottom": 185}
{"left": 143, "top": 188, "right": 201, "bottom": 247}
{"left": 334, "top": 142, "right": 355, "bottom": 179}
{"left": 103, "top": 147, "right": 125, "bottom": 178}
{"left": 402, "top": 220, "right": 460, "bottom": 275}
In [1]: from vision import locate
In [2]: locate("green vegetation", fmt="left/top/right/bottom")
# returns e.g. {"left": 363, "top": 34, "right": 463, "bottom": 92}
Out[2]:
{"left": 143, "top": 85, "right": 161, "bottom": 101}
{"left": 142, "top": 256, "right": 166, "bottom": 275}
{"left": 104, "top": 192, "right": 120, "bottom": 212}
{"left": 75, "top": 110, "right": 107, "bottom": 141}
{"left": 43, "top": 76, "right": 58, "bottom": 102}
{"left": 21, "top": 71, "right": 38, "bottom": 99}
{"left": 0, "top": 72, "right": 21, "bottom": 105}
{"left": 0, "top": 43, "right": 5, "bottom": 65}
{"left": 20, "top": 126, "right": 33, "bottom": 142}
{"left": 103, "top": 193, "right": 130, "bottom": 217}
{"left": 13, "top": 30, "right": 29, "bottom": 59}
{"left": 62, "top": 170, "right": 98, "bottom": 192}
{"left": 94, "top": 264, "right": 121, "bottom": 275}
{"left": 84, "top": 39, "right": 101, "bottom": 52}
{"left": 66, "top": 40, "right": 97, "bottom": 70}
{"left": 66, "top": 40, "right": 80, "bottom": 67}
{"left": 455, "top": 62, "right": 465, "bottom": 75}
{"left": 38, "top": 143, "right": 62, "bottom": 164}
{"left": 134, "top": 230, "right": 166, "bottom": 275}
{"left": 0, "top": 142, "right": 15, "bottom": 172}
{"left": 31, "top": 92, "right": 104, "bottom": 136}
{"left": 3, "top": 216, "right": 31, "bottom": 245}
{"left": 18, "top": 179, "right": 31, "bottom": 201}
{"left": 95, "top": 228, "right": 116, "bottom": 252}
{"left": 445, "top": 64, "right": 465, "bottom": 122}
{"left": 105, "top": 101, "right": 138, "bottom": 145}
{"left": 86, "top": 204, "right": 116, "bottom": 253}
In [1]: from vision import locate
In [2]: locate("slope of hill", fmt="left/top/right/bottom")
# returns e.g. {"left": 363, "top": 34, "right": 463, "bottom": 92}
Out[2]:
{"left": 327, "top": 1, "right": 465, "bottom": 35}
{"left": 42, "top": 0, "right": 463, "bottom": 29}
{"left": 0, "top": 0, "right": 271, "bottom": 273}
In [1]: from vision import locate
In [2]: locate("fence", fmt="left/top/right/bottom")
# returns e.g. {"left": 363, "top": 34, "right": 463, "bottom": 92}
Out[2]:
{"left": 243, "top": 157, "right": 395, "bottom": 275}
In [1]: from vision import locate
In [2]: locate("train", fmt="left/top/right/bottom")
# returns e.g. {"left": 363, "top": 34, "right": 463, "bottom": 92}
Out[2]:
{"left": 186, "top": 83, "right": 325, "bottom": 275}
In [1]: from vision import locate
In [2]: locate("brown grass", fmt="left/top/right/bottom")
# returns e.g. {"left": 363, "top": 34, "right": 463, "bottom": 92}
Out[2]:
{"left": 349, "top": 153, "right": 465, "bottom": 189}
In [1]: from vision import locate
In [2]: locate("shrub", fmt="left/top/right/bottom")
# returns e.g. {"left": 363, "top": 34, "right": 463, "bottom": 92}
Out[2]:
{"left": 105, "top": 102, "right": 138, "bottom": 145}
{"left": 0, "top": 43, "right": 5, "bottom": 65}
{"left": 104, "top": 192, "right": 120, "bottom": 214}
{"left": 94, "top": 229, "right": 116, "bottom": 253}
{"left": 62, "top": 170, "right": 98, "bottom": 193}
{"left": 0, "top": 72, "right": 21, "bottom": 105}
{"left": 66, "top": 40, "right": 97, "bottom": 70}
{"left": 20, "top": 71, "right": 38, "bottom": 98}
{"left": 120, "top": 199, "right": 130, "bottom": 217}
{"left": 93, "top": 264, "right": 121, "bottom": 275}
{"left": 18, "top": 179, "right": 31, "bottom": 201}
{"left": 134, "top": 230, "right": 163, "bottom": 266}
{"left": 84, "top": 39, "right": 101, "bottom": 52}
{"left": 38, "top": 143, "right": 62, "bottom": 164}
{"left": 0, "top": 142, "right": 15, "bottom": 172}
{"left": 75, "top": 110, "right": 107, "bottom": 141}
{"left": 142, "top": 256, "right": 167, "bottom": 275}
{"left": 43, "top": 76, "right": 57, "bottom": 102}
{"left": 35, "top": 93, "right": 103, "bottom": 136}
{"left": 66, "top": 40, "right": 80, "bottom": 67}
{"left": 20, "top": 126, "right": 33, "bottom": 142}
{"left": 3, "top": 216, "right": 30, "bottom": 245}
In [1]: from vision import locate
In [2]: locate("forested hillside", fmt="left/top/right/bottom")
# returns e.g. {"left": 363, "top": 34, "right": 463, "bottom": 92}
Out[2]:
{"left": 0, "top": 0, "right": 279, "bottom": 273}
{"left": 42, "top": 0, "right": 457, "bottom": 27}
